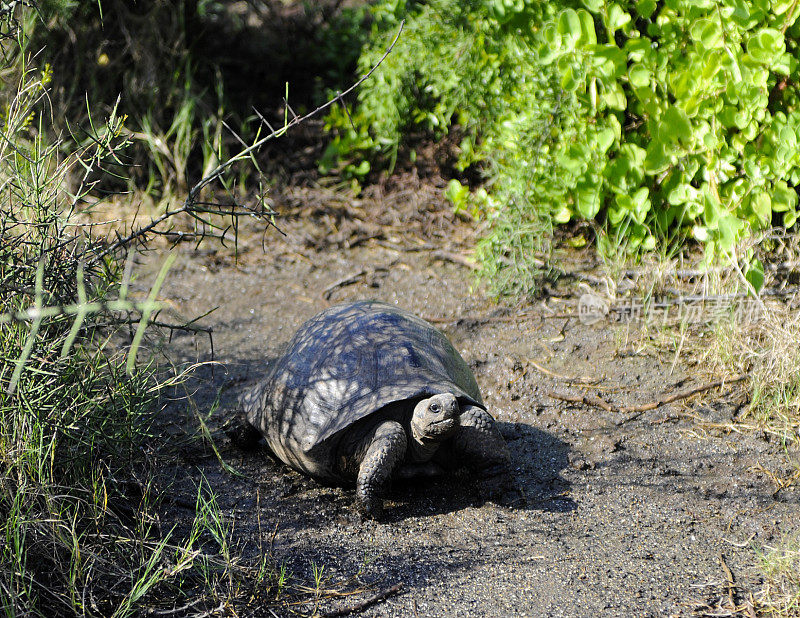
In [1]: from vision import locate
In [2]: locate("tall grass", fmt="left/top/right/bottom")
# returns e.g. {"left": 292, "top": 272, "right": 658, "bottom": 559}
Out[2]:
{"left": 756, "top": 533, "right": 800, "bottom": 617}
{"left": 0, "top": 36, "right": 160, "bottom": 614}
{"left": 0, "top": 12, "right": 256, "bottom": 614}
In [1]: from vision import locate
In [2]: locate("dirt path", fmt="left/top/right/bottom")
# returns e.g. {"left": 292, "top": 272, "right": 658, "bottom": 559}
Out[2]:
{"left": 142, "top": 179, "right": 798, "bottom": 617}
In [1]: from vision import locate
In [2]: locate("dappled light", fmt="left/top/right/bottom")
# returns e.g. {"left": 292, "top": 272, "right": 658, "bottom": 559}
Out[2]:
{"left": 241, "top": 300, "right": 485, "bottom": 480}
{"left": 3, "top": 0, "right": 799, "bottom": 615}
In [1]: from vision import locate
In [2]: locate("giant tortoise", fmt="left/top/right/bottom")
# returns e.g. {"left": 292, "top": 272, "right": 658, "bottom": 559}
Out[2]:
{"left": 232, "top": 300, "right": 515, "bottom": 518}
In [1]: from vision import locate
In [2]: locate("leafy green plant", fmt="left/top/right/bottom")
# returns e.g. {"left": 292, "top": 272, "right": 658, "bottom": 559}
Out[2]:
{"left": 0, "top": 51, "right": 172, "bottom": 615}
{"left": 324, "top": 0, "right": 800, "bottom": 295}
{"left": 538, "top": 0, "right": 799, "bottom": 264}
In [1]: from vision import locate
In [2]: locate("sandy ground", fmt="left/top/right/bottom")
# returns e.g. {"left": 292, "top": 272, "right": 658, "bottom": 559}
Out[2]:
{"left": 135, "top": 178, "right": 799, "bottom": 617}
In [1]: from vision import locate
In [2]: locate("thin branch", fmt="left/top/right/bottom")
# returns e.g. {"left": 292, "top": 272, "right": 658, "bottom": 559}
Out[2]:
{"left": 321, "top": 583, "right": 404, "bottom": 617}
{"left": 547, "top": 390, "right": 617, "bottom": 413}
{"left": 548, "top": 374, "right": 749, "bottom": 422}
{"left": 186, "top": 20, "right": 404, "bottom": 201}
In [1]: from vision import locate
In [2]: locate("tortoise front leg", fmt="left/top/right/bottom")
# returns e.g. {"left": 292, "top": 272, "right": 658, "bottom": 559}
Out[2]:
{"left": 355, "top": 420, "right": 408, "bottom": 519}
{"left": 450, "top": 405, "right": 520, "bottom": 504}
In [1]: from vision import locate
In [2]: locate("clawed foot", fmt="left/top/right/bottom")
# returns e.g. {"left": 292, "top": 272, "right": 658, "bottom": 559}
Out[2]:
{"left": 356, "top": 497, "right": 384, "bottom": 521}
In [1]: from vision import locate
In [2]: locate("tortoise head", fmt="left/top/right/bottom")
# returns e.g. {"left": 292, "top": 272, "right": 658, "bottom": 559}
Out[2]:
{"left": 410, "top": 393, "right": 459, "bottom": 444}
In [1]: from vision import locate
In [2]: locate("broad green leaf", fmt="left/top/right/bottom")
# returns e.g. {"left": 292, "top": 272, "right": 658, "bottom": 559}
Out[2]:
{"left": 717, "top": 215, "right": 744, "bottom": 251}
{"left": 445, "top": 179, "right": 470, "bottom": 209}
{"left": 661, "top": 106, "right": 692, "bottom": 144}
{"left": 669, "top": 68, "right": 697, "bottom": 99}
{"left": 744, "top": 259, "right": 765, "bottom": 294}
{"left": 602, "top": 81, "right": 627, "bottom": 110}
{"left": 567, "top": 234, "right": 588, "bottom": 248}
{"left": 631, "top": 187, "right": 651, "bottom": 223}
{"left": 577, "top": 9, "right": 598, "bottom": 44}
{"left": 643, "top": 140, "right": 670, "bottom": 174}
{"left": 595, "top": 126, "right": 616, "bottom": 152}
{"left": 636, "top": 0, "right": 656, "bottom": 18}
{"left": 690, "top": 19, "right": 722, "bottom": 48}
{"left": 675, "top": 0, "right": 715, "bottom": 10}
{"left": 576, "top": 180, "right": 602, "bottom": 218}
{"left": 729, "top": 0, "right": 750, "bottom": 22}
{"left": 542, "top": 22, "right": 561, "bottom": 47}
{"left": 625, "top": 38, "right": 651, "bottom": 61}
{"left": 554, "top": 205, "right": 573, "bottom": 223}
{"left": 605, "top": 159, "right": 630, "bottom": 191}
{"left": 561, "top": 63, "right": 581, "bottom": 90}
{"left": 606, "top": 3, "right": 631, "bottom": 32}
{"left": 615, "top": 193, "right": 632, "bottom": 210}
{"left": 351, "top": 160, "right": 370, "bottom": 176}
{"left": 557, "top": 148, "right": 588, "bottom": 175}
{"left": 779, "top": 125, "right": 798, "bottom": 149}
{"left": 734, "top": 110, "right": 750, "bottom": 130}
{"left": 558, "top": 9, "right": 582, "bottom": 47}
{"left": 626, "top": 224, "right": 646, "bottom": 251}
{"left": 591, "top": 44, "right": 627, "bottom": 79}
{"left": 668, "top": 183, "right": 697, "bottom": 205}
{"left": 747, "top": 28, "right": 784, "bottom": 65}
{"left": 750, "top": 192, "right": 771, "bottom": 227}
{"left": 656, "top": 203, "right": 680, "bottom": 229}
{"left": 628, "top": 64, "right": 650, "bottom": 88}
{"left": 608, "top": 204, "right": 627, "bottom": 225}
{"left": 581, "top": 0, "right": 604, "bottom": 12}
{"left": 632, "top": 187, "right": 648, "bottom": 205}
{"left": 607, "top": 114, "right": 622, "bottom": 139}
{"left": 773, "top": 180, "right": 799, "bottom": 212}
{"left": 703, "top": 189, "right": 722, "bottom": 228}
{"left": 539, "top": 24, "right": 562, "bottom": 63}
{"left": 701, "top": 50, "right": 722, "bottom": 79}
{"left": 718, "top": 105, "right": 738, "bottom": 128}
{"left": 620, "top": 143, "right": 646, "bottom": 168}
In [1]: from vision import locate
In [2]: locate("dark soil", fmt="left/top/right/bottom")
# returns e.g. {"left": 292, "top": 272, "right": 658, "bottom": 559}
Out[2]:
{"left": 136, "top": 176, "right": 799, "bottom": 617}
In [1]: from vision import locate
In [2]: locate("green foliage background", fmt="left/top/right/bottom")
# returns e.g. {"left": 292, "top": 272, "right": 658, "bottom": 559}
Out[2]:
{"left": 323, "top": 0, "right": 800, "bottom": 295}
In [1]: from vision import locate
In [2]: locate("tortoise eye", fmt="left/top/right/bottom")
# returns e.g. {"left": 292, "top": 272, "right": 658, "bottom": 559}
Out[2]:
{"left": 430, "top": 403, "right": 441, "bottom": 413}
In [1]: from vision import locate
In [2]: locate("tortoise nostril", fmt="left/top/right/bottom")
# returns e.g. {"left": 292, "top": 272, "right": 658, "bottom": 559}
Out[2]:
{"left": 445, "top": 398, "right": 458, "bottom": 416}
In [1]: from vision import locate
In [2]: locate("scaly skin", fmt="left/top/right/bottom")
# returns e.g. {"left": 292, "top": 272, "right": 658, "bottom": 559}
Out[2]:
{"left": 355, "top": 420, "right": 408, "bottom": 519}
{"left": 449, "top": 404, "right": 517, "bottom": 502}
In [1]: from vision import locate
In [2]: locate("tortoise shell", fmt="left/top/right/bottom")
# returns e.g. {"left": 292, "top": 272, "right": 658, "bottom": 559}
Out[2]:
{"left": 241, "top": 300, "right": 483, "bottom": 480}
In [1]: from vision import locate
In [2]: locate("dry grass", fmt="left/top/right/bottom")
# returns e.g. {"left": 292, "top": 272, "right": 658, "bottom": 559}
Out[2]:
{"left": 705, "top": 303, "right": 800, "bottom": 442}
{"left": 704, "top": 301, "right": 800, "bottom": 618}
{"left": 755, "top": 533, "right": 800, "bottom": 617}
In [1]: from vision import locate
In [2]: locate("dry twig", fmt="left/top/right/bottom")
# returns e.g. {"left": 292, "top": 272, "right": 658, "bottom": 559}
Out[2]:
{"left": 549, "top": 374, "right": 748, "bottom": 422}
{"left": 321, "top": 269, "right": 368, "bottom": 300}
{"left": 720, "top": 552, "right": 736, "bottom": 609}
{"left": 527, "top": 358, "right": 601, "bottom": 385}
{"left": 321, "top": 583, "right": 404, "bottom": 617}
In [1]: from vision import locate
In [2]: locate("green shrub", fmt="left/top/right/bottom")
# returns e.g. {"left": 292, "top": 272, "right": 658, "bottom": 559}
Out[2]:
{"left": 0, "top": 14, "right": 239, "bottom": 615}
{"left": 324, "top": 0, "right": 800, "bottom": 295}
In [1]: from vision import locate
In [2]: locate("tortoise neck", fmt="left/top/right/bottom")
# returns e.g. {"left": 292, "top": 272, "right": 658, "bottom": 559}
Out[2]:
{"left": 409, "top": 420, "right": 441, "bottom": 462}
